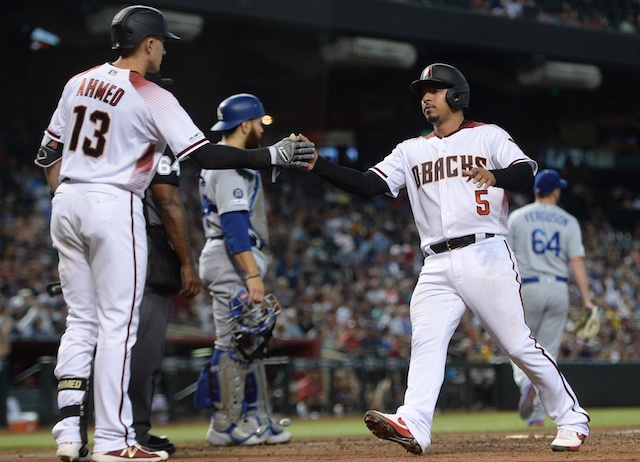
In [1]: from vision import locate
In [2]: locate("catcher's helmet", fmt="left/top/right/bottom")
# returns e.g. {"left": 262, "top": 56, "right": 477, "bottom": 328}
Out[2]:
{"left": 211, "top": 93, "right": 267, "bottom": 131}
{"left": 409, "top": 63, "right": 470, "bottom": 109}
{"left": 111, "top": 5, "right": 180, "bottom": 51}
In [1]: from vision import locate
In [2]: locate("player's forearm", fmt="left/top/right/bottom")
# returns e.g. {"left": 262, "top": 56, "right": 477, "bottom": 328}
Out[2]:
{"left": 190, "top": 143, "right": 272, "bottom": 170}
{"left": 158, "top": 202, "right": 194, "bottom": 267}
{"left": 570, "top": 256, "right": 593, "bottom": 308}
{"left": 45, "top": 162, "right": 62, "bottom": 193}
{"left": 490, "top": 162, "right": 534, "bottom": 191}
{"left": 233, "top": 250, "right": 261, "bottom": 279}
{"left": 311, "top": 156, "right": 390, "bottom": 198}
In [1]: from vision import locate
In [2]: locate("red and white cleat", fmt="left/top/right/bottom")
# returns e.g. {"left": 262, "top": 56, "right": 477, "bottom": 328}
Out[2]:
{"left": 364, "top": 410, "right": 422, "bottom": 455}
{"left": 551, "top": 428, "right": 586, "bottom": 452}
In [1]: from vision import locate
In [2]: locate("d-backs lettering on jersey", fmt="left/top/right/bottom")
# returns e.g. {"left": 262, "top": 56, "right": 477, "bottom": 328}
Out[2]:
{"left": 410, "top": 155, "right": 487, "bottom": 188}
{"left": 370, "top": 121, "right": 537, "bottom": 250}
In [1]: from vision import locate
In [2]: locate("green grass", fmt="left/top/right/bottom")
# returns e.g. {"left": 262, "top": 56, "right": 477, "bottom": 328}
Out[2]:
{"left": 1, "top": 408, "right": 638, "bottom": 449}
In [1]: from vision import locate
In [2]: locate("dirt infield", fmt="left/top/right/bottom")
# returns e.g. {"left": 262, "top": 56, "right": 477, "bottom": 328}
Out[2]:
{"left": 3, "top": 428, "right": 639, "bottom": 462}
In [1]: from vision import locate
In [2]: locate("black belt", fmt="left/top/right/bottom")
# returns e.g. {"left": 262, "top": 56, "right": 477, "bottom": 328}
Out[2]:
{"left": 522, "top": 276, "right": 567, "bottom": 284}
{"left": 429, "top": 233, "right": 495, "bottom": 255}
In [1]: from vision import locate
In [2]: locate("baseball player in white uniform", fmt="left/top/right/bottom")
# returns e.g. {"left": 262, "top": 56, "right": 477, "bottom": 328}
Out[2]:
{"left": 508, "top": 169, "right": 594, "bottom": 426}
{"left": 296, "top": 63, "right": 590, "bottom": 454}
{"left": 195, "top": 94, "right": 291, "bottom": 446}
{"left": 36, "top": 6, "right": 313, "bottom": 462}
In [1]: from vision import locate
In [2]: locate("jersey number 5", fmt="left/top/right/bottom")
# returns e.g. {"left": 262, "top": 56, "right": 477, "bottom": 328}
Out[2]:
{"left": 475, "top": 190, "right": 490, "bottom": 215}
{"left": 69, "top": 105, "right": 111, "bottom": 158}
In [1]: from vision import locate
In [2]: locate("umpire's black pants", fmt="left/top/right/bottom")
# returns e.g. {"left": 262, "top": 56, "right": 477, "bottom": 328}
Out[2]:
{"left": 129, "top": 287, "right": 172, "bottom": 444}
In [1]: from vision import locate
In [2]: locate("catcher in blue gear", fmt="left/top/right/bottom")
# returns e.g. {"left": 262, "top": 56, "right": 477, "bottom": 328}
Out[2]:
{"left": 194, "top": 94, "right": 291, "bottom": 446}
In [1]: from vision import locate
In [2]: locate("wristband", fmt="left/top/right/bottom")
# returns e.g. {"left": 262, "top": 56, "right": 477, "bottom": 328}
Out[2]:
{"left": 268, "top": 146, "right": 277, "bottom": 165}
{"left": 244, "top": 273, "right": 260, "bottom": 280}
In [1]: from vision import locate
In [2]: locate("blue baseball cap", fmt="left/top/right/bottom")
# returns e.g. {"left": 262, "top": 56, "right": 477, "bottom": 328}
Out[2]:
{"left": 534, "top": 169, "right": 568, "bottom": 194}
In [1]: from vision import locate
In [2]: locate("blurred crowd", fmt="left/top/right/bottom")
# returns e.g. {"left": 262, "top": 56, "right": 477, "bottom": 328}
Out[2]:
{"left": 1, "top": 148, "right": 639, "bottom": 367}
{"left": 1, "top": 132, "right": 638, "bottom": 417}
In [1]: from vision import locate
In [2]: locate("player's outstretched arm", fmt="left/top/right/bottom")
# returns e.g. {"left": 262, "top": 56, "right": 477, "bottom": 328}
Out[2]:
{"left": 295, "top": 133, "right": 390, "bottom": 198}
{"left": 312, "top": 156, "right": 390, "bottom": 199}
{"left": 189, "top": 138, "right": 315, "bottom": 171}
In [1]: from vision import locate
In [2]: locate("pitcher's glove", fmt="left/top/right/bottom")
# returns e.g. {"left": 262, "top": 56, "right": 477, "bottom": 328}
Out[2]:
{"left": 573, "top": 305, "right": 601, "bottom": 341}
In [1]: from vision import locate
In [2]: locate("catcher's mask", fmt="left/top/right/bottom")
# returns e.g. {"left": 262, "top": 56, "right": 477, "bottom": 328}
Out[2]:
{"left": 227, "top": 290, "right": 281, "bottom": 360}
{"left": 409, "top": 63, "right": 470, "bottom": 109}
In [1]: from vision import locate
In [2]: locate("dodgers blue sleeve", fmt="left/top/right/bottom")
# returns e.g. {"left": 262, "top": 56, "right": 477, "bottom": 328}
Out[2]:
{"left": 220, "top": 211, "right": 252, "bottom": 255}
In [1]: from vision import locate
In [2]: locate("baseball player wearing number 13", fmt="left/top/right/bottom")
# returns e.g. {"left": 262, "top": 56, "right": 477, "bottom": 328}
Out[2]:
{"left": 297, "top": 63, "right": 590, "bottom": 454}
{"left": 36, "top": 5, "right": 313, "bottom": 462}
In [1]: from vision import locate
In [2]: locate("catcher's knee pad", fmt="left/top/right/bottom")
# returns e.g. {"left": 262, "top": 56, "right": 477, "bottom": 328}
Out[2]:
{"left": 194, "top": 348, "right": 248, "bottom": 425}
{"left": 57, "top": 377, "right": 90, "bottom": 445}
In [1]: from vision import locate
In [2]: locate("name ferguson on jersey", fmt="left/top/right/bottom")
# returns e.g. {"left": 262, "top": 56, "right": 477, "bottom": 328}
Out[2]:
{"left": 411, "top": 155, "right": 487, "bottom": 188}
{"left": 76, "top": 78, "right": 125, "bottom": 106}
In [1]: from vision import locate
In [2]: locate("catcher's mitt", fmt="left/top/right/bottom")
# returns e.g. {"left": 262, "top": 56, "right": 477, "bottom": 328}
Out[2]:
{"left": 573, "top": 305, "right": 601, "bottom": 341}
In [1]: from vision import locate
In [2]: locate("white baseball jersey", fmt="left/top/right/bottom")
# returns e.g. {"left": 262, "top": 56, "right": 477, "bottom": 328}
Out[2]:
{"left": 47, "top": 63, "right": 208, "bottom": 453}
{"left": 43, "top": 62, "right": 208, "bottom": 197}
{"left": 362, "top": 121, "right": 589, "bottom": 452}
{"left": 370, "top": 121, "right": 537, "bottom": 250}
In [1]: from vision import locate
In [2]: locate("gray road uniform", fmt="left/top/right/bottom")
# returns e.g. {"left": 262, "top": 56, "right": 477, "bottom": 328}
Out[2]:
{"left": 507, "top": 202, "right": 585, "bottom": 422}
{"left": 199, "top": 165, "right": 270, "bottom": 348}
{"left": 197, "top": 160, "right": 281, "bottom": 445}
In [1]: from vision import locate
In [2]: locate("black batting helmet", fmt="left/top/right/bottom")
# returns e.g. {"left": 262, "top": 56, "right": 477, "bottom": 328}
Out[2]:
{"left": 111, "top": 5, "right": 180, "bottom": 51}
{"left": 409, "top": 63, "right": 470, "bottom": 109}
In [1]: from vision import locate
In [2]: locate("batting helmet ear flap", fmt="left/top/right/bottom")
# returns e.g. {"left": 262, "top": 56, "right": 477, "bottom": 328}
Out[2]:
{"left": 410, "top": 63, "right": 470, "bottom": 109}
{"left": 446, "top": 83, "right": 470, "bottom": 110}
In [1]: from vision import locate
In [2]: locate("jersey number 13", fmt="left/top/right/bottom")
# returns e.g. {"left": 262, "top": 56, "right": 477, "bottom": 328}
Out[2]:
{"left": 69, "top": 105, "right": 111, "bottom": 158}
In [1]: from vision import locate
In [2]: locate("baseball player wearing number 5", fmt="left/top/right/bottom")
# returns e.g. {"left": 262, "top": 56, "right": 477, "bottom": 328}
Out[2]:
{"left": 508, "top": 169, "right": 594, "bottom": 427}
{"left": 296, "top": 63, "right": 590, "bottom": 454}
{"left": 36, "top": 5, "right": 313, "bottom": 462}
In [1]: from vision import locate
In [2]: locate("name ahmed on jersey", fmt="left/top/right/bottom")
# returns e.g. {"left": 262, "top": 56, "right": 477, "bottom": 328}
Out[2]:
{"left": 76, "top": 78, "right": 125, "bottom": 106}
